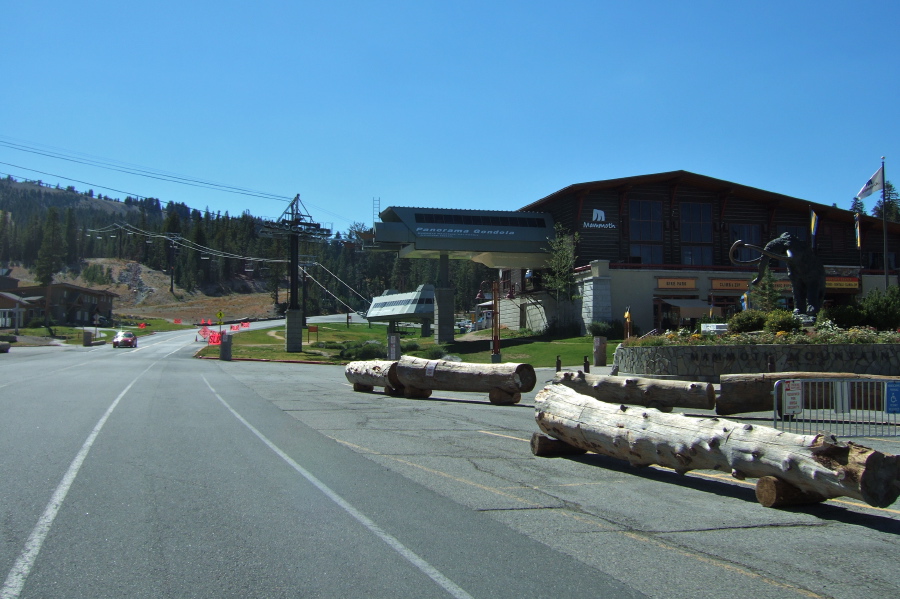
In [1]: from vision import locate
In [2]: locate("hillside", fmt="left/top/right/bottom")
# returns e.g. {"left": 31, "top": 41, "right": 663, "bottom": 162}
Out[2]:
{"left": 9, "top": 259, "right": 279, "bottom": 323}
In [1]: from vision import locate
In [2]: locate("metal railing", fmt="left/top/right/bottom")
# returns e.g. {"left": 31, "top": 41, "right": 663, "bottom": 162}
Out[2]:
{"left": 772, "top": 378, "right": 900, "bottom": 437}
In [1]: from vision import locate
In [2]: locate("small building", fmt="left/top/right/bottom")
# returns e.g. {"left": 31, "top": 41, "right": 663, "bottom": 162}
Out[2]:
{"left": 10, "top": 283, "right": 117, "bottom": 326}
{"left": 0, "top": 291, "right": 32, "bottom": 330}
{"left": 365, "top": 284, "right": 435, "bottom": 335}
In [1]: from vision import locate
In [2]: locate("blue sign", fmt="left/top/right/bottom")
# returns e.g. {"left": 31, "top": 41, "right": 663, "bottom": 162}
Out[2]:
{"left": 886, "top": 382, "right": 900, "bottom": 414}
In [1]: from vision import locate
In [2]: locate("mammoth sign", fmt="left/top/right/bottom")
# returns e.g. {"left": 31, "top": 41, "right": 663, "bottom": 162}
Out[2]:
{"left": 730, "top": 232, "right": 826, "bottom": 316}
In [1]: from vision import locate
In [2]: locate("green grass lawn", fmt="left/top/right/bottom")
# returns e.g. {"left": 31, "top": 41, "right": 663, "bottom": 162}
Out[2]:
{"left": 196, "top": 323, "right": 619, "bottom": 367}
{"left": 13, "top": 318, "right": 195, "bottom": 344}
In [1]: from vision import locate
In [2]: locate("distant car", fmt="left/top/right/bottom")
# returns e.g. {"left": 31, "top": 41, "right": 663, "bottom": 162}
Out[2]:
{"left": 112, "top": 331, "right": 137, "bottom": 348}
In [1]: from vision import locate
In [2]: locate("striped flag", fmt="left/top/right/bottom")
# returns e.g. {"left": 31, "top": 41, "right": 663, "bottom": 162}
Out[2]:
{"left": 854, "top": 212, "right": 861, "bottom": 249}
{"left": 810, "top": 209, "right": 819, "bottom": 237}
{"left": 857, "top": 166, "right": 885, "bottom": 200}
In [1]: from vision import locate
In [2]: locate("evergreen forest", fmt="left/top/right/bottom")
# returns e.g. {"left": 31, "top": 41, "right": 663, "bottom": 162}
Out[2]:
{"left": 0, "top": 176, "right": 496, "bottom": 316}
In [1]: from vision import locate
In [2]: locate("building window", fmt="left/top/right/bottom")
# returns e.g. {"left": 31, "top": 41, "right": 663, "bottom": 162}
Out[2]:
{"left": 680, "top": 203, "right": 712, "bottom": 243}
{"left": 629, "top": 200, "right": 662, "bottom": 264}
{"left": 730, "top": 224, "right": 761, "bottom": 262}
{"left": 866, "top": 252, "right": 897, "bottom": 270}
{"left": 681, "top": 246, "right": 712, "bottom": 266}
{"left": 629, "top": 244, "right": 663, "bottom": 264}
{"left": 630, "top": 200, "right": 663, "bottom": 241}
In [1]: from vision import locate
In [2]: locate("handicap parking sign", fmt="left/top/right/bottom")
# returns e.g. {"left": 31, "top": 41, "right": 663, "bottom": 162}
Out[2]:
{"left": 886, "top": 382, "right": 900, "bottom": 414}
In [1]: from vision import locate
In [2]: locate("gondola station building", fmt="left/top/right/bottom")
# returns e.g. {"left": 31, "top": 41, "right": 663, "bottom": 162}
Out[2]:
{"left": 374, "top": 171, "right": 898, "bottom": 338}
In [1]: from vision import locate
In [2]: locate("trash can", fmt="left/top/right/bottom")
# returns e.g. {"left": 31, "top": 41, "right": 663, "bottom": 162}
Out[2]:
{"left": 220, "top": 333, "right": 232, "bottom": 361}
{"left": 83, "top": 331, "right": 93, "bottom": 347}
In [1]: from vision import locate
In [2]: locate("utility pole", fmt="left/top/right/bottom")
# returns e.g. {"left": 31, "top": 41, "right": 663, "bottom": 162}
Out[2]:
{"left": 258, "top": 194, "right": 329, "bottom": 352}
{"left": 167, "top": 233, "right": 181, "bottom": 294}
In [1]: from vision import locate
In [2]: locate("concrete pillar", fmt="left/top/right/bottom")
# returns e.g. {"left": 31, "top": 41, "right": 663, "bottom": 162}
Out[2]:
{"left": 434, "top": 288, "right": 455, "bottom": 344}
{"left": 434, "top": 253, "right": 455, "bottom": 344}
{"left": 285, "top": 309, "right": 303, "bottom": 352}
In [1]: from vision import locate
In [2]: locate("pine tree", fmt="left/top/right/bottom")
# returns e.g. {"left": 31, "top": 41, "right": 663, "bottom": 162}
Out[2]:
{"left": 871, "top": 181, "right": 899, "bottom": 222}
{"left": 748, "top": 264, "right": 782, "bottom": 312}
{"left": 34, "top": 207, "right": 66, "bottom": 286}
{"left": 543, "top": 223, "right": 579, "bottom": 302}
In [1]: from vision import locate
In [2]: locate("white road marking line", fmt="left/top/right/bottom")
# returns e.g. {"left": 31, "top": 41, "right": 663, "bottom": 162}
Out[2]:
{"left": 201, "top": 375, "right": 474, "bottom": 599}
{"left": 1, "top": 363, "right": 155, "bottom": 599}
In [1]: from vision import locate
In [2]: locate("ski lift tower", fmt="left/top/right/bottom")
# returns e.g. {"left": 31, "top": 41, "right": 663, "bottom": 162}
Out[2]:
{"left": 258, "top": 194, "right": 330, "bottom": 352}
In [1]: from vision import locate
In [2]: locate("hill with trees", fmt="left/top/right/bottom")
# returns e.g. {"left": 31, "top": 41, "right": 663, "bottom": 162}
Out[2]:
{"left": 0, "top": 176, "right": 495, "bottom": 318}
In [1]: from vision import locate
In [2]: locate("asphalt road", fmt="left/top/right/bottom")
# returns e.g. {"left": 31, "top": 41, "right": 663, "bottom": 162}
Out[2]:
{"left": 2, "top": 325, "right": 899, "bottom": 599}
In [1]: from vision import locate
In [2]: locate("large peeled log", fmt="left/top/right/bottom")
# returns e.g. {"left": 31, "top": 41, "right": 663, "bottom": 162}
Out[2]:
{"left": 344, "top": 360, "right": 404, "bottom": 396}
{"left": 534, "top": 384, "right": 900, "bottom": 508}
{"left": 395, "top": 356, "right": 537, "bottom": 404}
{"left": 554, "top": 371, "right": 714, "bottom": 412}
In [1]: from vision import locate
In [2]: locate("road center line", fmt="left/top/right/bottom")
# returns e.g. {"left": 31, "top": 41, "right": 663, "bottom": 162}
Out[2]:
{"left": 201, "top": 375, "right": 474, "bottom": 599}
{"left": 1, "top": 362, "right": 156, "bottom": 599}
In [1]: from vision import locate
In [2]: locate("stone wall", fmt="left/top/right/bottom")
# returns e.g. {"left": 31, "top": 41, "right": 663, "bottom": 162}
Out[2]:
{"left": 613, "top": 344, "right": 900, "bottom": 382}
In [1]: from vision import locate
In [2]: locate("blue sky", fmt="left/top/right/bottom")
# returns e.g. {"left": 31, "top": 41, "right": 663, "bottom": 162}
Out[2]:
{"left": 1, "top": 1, "right": 897, "bottom": 233}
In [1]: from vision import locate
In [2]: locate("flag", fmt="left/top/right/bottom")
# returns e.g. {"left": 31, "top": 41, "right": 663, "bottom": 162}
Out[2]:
{"left": 857, "top": 166, "right": 885, "bottom": 200}
{"left": 854, "top": 212, "right": 861, "bottom": 249}
{"left": 810, "top": 209, "right": 819, "bottom": 237}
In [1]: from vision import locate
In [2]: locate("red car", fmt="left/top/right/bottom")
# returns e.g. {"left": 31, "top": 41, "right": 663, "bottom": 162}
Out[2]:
{"left": 112, "top": 331, "right": 137, "bottom": 348}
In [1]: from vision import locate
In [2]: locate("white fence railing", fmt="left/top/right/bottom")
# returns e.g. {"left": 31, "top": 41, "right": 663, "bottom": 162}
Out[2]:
{"left": 773, "top": 378, "right": 900, "bottom": 437}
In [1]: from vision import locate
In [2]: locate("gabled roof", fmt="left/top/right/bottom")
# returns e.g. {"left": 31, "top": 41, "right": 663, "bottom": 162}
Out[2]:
{"left": 14, "top": 283, "right": 119, "bottom": 298}
{"left": 0, "top": 291, "right": 32, "bottom": 306}
{"left": 519, "top": 170, "right": 885, "bottom": 229}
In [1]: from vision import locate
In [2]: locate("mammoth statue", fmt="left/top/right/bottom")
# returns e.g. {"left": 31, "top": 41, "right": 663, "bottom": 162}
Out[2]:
{"left": 729, "top": 232, "right": 826, "bottom": 316}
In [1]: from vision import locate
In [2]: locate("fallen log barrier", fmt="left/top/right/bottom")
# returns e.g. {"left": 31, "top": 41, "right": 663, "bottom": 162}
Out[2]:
{"left": 554, "top": 371, "right": 714, "bottom": 412}
{"left": 344, "top": 360, "right": 404, "bottom": 396}
{"left": 717, "top": 372, "right": 898, "bottom": 416}
{"left": 395, "top": 356, "right": 537, "bottom": 404}
{"left": 533, "top": 383, "right": 900, "bottom": 508}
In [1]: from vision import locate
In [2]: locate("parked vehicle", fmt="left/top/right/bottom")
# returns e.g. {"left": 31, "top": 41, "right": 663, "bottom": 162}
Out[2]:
{"left": 112, "top": 331, "right": 137, "bottom": 348}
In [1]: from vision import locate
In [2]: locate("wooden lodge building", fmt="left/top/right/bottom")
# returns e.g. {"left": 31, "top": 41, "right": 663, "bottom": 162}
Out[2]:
{"left": 504, "top": 170, "right": 898, "bottom": 334}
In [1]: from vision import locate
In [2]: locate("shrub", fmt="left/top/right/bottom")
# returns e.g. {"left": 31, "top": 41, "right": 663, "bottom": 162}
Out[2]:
{"left": 764, "top": 309, "right": 801, "bottom": 334}
{"left": 402, "top": 341, "right": 420, "bottom": 352}
{"left": 544, "top": 318, "right": 583, "bottom": 338}
{"left": 587, "top": 321, "right": 612, "bottom": 337}
{"left": 818, "top": 304, "right": 865, "bottom": 329}
{"left": 727, "top": 309, "right": 767, "bottom": 333}
{"left": 354, "top": 342, "right": 387, "bottom": 360}
{"left": 421, "top": 344, "right": 447, "bottom": 359}
{"left": 858, "top": 286, "right": 900, "bottom": 330}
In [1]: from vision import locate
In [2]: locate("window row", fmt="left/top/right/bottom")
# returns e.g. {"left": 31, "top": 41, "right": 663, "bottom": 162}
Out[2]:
{"left": 626, "top": 200, "right": 810, "bottom": 265}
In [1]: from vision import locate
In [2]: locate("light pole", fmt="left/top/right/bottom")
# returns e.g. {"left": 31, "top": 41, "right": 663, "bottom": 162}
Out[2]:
{"left": 476, "top": 280, "right": 501, "bottom": 362}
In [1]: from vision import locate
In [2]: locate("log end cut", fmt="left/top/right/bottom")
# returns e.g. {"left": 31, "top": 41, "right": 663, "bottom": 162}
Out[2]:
{"left": 755, "top": 476, "right": 827, "bottom": 508}
{"left": 530, "top": 432, "right": 588, "bottom": 458}
{"left": 489, "top": 388, "right": 521, "bottom": 405}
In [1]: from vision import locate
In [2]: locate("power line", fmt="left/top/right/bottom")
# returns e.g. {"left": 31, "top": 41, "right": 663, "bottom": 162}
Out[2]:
{"left": 0, "top": 138, "right": 293, "bottom": 202}
{"left": 0, "top": 135, "right": 363, "bottom": 228}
